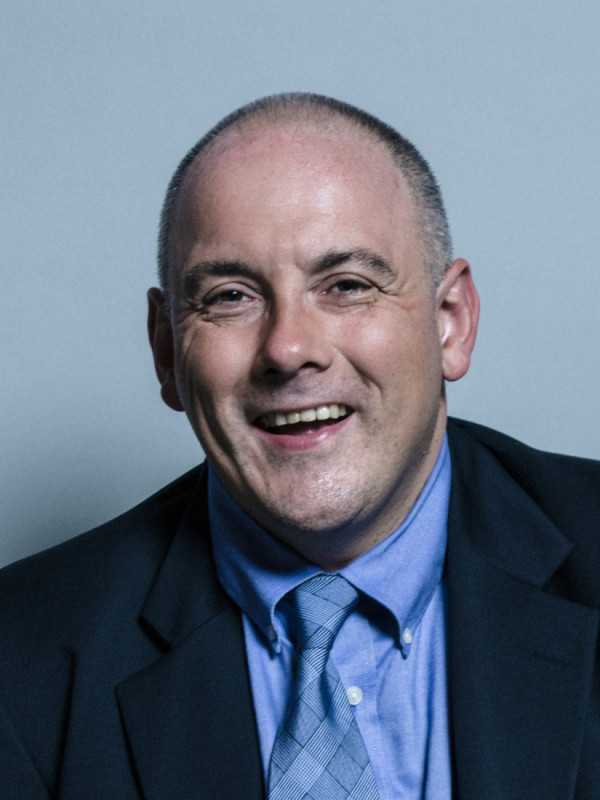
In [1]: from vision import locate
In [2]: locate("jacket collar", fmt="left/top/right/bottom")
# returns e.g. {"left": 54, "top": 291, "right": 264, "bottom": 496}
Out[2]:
{"left": 116, "top": 467, "right": 265, "bottom": 799}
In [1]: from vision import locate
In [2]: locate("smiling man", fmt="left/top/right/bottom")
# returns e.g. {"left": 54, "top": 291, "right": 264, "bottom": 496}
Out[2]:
{"left": 1, "top": 94, "right": 599, "bottom": 799}
{"left": 149, "top": 101, "right": 476, "bottom": 571}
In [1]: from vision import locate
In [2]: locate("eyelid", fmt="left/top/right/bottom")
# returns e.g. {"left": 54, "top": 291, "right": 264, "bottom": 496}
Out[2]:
{"left": 319, "top": 272, "right": 375, "bottom": 290}
{"left": 204, "top": 288, "right": 248, "bottom": 305}
{"left": 202, "top": 279, "right": 262, "bottom": 304}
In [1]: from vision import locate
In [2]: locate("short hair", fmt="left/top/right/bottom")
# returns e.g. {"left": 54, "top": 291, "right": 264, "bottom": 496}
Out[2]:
{"left": 157, "top": 93, "right": 452, "bottom": 297}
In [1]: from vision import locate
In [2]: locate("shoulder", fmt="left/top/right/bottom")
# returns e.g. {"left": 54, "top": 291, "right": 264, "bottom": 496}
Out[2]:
{"left": 0, "top": 465, "right": 206, "bottom": 642}
{"left": 0, "top": 466, "right": 209, "bottom": 791}
{"left": 447, "top": 417, "right": 600, "bottom": 495}
{"left": 447, "top": 418, "right": 600, "bottom": 603}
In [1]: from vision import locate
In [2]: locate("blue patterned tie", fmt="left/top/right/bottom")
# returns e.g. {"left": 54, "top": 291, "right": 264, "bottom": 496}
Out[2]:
{"left": 268, "top": 574, "right": 380, "bottom": 800}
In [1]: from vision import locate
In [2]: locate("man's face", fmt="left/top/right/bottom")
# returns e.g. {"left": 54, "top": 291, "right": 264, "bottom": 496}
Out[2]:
{"left": 150, "top": 122, "right": 475, "bottom": 567}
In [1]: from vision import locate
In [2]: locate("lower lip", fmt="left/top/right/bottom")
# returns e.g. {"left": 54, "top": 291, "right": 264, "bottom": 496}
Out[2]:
{"left": 256, "top": 414, "right": 352, "bottom": 451}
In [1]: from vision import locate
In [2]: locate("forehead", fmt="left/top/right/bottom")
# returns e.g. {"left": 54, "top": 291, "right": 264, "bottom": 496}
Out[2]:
{"left": 170, "top": 120, "right": 417, "bottom": 272}
{"left": 205, "top": 117, "right": 392, "bottom": 170}
{"left": 188, "top": 120, "right": 404, "bottom": 202}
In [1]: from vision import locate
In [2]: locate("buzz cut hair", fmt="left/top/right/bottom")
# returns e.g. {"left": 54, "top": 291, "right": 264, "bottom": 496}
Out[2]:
{"left": 157, "top": 93, "right": 452, "bottom": 298}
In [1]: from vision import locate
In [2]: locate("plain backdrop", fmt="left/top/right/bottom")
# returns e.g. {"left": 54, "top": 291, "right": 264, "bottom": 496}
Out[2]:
{"left": 2, "top": 1, "right": 599, "bottom": 567}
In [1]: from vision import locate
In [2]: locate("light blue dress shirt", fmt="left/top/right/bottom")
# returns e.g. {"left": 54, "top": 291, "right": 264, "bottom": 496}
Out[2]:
{"left": 209, "top": 437, "right": 452, "bottom": 799}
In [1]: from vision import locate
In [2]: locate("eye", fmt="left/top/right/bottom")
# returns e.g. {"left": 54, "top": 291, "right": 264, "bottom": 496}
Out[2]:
{"left": 196, "top": 281, "right": 263, "bottom": 322}
{"left": 329, "top": 278, "right": 371, "bottom": 294}
{"left": 204, "top": 288, "right": 251, "bottom": 306}
{"left": 319, "top": 274, "right": 376, "bottom": 308}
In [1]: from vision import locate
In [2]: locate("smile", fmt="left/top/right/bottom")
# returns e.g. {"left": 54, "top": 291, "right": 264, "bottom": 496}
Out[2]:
{"left": 258, "top": 403, "right": 350, "bottom": 430}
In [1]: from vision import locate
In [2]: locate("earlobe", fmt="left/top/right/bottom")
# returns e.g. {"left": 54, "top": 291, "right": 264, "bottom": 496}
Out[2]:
{"left": 436, "top": 258, "right": 480, "bottom": 382}
{"left": 147, "top": 287, "right": 185, "bottom": 412}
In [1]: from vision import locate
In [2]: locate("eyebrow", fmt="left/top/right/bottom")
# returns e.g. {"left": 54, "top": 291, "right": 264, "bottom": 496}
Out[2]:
{"left": 312, "top": 248, "right": 395, "bottom": 279}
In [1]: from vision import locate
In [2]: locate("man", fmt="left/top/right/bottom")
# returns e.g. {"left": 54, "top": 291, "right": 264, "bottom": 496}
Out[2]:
{"left": 1, "top": 94, "right": 598, "bottom": 799}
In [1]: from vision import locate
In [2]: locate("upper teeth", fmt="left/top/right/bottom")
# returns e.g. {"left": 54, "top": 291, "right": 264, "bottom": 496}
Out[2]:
{"left": 260, "top": 403, "right": 348, "bottom": 429}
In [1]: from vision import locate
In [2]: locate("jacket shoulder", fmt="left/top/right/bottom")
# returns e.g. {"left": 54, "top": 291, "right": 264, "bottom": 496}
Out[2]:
{"left": 447, "top": 417, "right": 600, "bottom": 605}
{"left": 447, "top": 417, "right": 600, "bottom": 494}
{"left": 0, "top": 465, "right": 206, "bottom": 640}
{"left": 0, "top": 466, "right": 209, "bottom": 793}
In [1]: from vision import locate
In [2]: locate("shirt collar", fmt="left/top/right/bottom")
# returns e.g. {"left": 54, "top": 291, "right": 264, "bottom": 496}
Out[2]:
{"left": 209, "top": 436, "right": 450, "bottom": 656}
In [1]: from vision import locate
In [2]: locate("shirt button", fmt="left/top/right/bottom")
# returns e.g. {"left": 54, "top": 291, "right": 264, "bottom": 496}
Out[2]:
{"left": 346, "top": 686, "right": 363, "bottom": 706}
{"left": 402, "top": 628, "right": 413, "bottom": 645}
{"left": 268, "top": 625, "right": 277, "bottom": 641}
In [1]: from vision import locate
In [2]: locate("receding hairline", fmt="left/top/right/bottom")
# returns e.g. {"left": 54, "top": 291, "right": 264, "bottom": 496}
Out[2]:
{"left": 158, "top": 93, "right": 453, "bottom": 297}
{"left": 184, "top": 99, "right": 393, "bottom": 170}
{"left": 172, "top": 111, "right": 412, "bottom": 247}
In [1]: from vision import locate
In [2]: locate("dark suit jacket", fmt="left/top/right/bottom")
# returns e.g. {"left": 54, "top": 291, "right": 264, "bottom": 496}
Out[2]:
{"left": 1, "top": 419, "right": 599, "bottom": 799}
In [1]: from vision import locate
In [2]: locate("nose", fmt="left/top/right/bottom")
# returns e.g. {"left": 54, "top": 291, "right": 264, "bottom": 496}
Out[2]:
{"left": 255, "top": 299, "right": 334, "bottom": 380}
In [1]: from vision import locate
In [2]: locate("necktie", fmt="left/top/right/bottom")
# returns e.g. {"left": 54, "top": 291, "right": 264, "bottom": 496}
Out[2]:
{"left": 268, "top": 573, "right": 380, "bottom": 800}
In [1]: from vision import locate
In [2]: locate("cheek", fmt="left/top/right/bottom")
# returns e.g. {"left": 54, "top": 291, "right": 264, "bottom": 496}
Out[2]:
{"left": 175, "top": 327, "right": 253, "bottom": 411}
{"left": 347, "top": 313, "right": 442, "bottom": 397}
{"left": 346, "top": 317, "right": 424, "bottom": 373}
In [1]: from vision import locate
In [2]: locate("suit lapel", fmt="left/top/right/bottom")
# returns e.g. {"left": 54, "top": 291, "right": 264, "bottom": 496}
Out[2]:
{"left": 446, "top": 423, "right": 599, "bottom": 800}
{"left": 116, "top": 475, "right": 265, "bottom": 800}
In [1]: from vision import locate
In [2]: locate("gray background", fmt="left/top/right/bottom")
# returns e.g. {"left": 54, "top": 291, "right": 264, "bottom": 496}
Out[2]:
{"left": 2, "top": 1, "right": 599, "bottom": 567}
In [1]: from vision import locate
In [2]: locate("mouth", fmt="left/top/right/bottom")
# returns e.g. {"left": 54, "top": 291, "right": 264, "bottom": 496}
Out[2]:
{"left": 256, "top": 403, "right": 352, "bottom": 434}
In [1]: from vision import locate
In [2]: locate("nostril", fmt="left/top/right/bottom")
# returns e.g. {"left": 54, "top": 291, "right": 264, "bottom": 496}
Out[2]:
{"left": 259, "top": 361, "right": 329, "bottom": 384}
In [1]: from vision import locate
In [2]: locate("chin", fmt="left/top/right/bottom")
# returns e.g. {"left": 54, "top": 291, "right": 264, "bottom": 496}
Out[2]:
{"left": 257, "top": 487, "right": 371, "bottom": 539}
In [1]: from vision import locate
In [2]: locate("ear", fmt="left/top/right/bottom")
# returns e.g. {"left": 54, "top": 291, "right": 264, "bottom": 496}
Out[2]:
{"left": 147, "top": 288, "right": 185, "bottom": 412}
{"left": 436, "top": 258, "right": 480, "bottom": 382}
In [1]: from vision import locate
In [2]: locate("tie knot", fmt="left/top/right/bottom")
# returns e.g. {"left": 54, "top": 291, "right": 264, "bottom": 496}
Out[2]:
{"left": 289, "top": 574, "right": 359, "bottom": 653}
